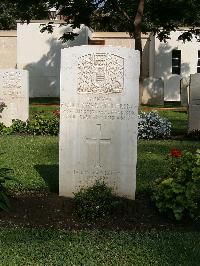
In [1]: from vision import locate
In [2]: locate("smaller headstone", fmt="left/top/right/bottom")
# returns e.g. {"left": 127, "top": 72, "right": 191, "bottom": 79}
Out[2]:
{"left": 188, "top": 105, "right": 200, "bottom": 131}
{"left": 142, "top": 77, "right": 164, "bottom": 105}
{"left": 164, "top": 75, "right": 181, "bottom": 102}
{"left": 188, "top": 74, "right": 200, "bottom": 132}
{"left": 0, "top": 70, "right": 29, "bottom": 126}
{"left": 180, "top": 77, "right": 190, "bottom": 107}
{"left": 189, "top": 74, "right": 200, "bottom": 104}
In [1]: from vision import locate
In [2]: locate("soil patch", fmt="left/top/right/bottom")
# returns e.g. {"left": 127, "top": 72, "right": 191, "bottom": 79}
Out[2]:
{"left": 0, "top": 193, "right": 199, "bottom": 231}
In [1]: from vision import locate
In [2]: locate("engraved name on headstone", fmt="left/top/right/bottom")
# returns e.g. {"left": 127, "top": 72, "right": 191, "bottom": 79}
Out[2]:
{"left": 0, "top": 70, "right": 29, "bottom": 126}
{"left": 60, "top": 46, "right": 140, "bottom": 199}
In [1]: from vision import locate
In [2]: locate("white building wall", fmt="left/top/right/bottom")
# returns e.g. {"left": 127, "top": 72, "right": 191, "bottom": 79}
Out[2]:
{"left": 150, "top": 31, "right": 200, "bottom": 101}
{"left": 0, "top": 31, "right": 17, "bottom": 69}
{"left": 17, "top": 21, "right": 90, "bottom": 97}
{"left": 90, "top": 32, "right": 135, "bottom": 48}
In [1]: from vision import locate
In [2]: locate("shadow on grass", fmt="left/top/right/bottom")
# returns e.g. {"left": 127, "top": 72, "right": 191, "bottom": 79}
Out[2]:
{"left": 34, "top": 164, "right": 59, "bottom": 193}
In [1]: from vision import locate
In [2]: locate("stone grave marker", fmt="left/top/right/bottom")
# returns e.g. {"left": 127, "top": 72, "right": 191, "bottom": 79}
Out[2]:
{"left": 188, "top": 74, "right": 200, "bottom": 132}
{"left": 180, "top": 77, "right": 190, "bottom": 107}
{"left": 0, "top": 69, "right": 29, "bottom": 126}
{"left": 142, "top": 77, "right": 164, "bottom": 105}
{"left": 59, "top": 46, "right": 140, "bottom": 200}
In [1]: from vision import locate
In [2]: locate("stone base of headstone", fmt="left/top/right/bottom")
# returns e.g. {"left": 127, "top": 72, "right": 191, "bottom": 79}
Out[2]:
{"left": 0, "top": 69, "right": 29, "bottom": 126}
{"left": 142, "top": 77, "right": 164, "bottom": 105}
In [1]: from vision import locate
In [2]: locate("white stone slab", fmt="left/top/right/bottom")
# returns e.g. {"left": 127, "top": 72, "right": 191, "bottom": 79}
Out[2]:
{"left": 180, "top": 77, "right": 190, "bottom": 107}
{"left": 142, "top": 77, "right": 164, "bottom": 105}
{"left": 59, "top": 45, "right": 140, "bottom": 200}
{"left": 164, "top": 75, "right": 181, "bottom": 101}
{"left": 0, "top": 69, "right": 29, "bottom": 126}
{"left": 188, "top": 104, "right": 200, "bottom": 132}
{"left": 189, "top": 74, "right": 200, "bottom": 105}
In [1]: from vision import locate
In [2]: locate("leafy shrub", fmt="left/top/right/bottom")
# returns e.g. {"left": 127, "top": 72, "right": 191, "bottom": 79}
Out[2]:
{"left": 0, "top": 123, "right": 6, "bottom": 135}
{"left": 27, "top": 114, "right": 50, "bottom": 135}
{"left": 138, "top": 111, "right": 171, "bottom": 139}
{"left": 74, "top": 180, "right": 121, "bottom": 221}
{"left": 0, "top": 115, "right": 59, "bottom": 136}
{"left": 27, "top": 114, "right": 57, "bottom": 135}
{"left": 1, "top": 126, "right": 13, "bottom": 135}
{"left": 152, "top": 149, "right": 200, "bottom": 220}
{"left": 0, "top": 167, "right": 15, "bottom": 211}
{"left": 11, "top": 119, "right": 27, "bottom": 134}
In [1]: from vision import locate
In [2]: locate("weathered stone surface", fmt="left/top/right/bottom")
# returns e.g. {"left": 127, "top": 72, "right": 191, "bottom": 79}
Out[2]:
{"left": 189, "top": 74, "right": 200, "bottom": 105}
{"left": 180, "top": 77, "right": 190, "bottom": 107}
{"left": 189, "top": 105, "right": 200, "bottom": 131}
{"left": 0, "top": 69, "right": 29, "bottom": 126}
{"left": 142, "top": 77, "right": 164, "bottom": 105}
{"left": 59, "top": 46, "right": 140, "bottom": 200}
{"left": 188, "top": 74, "right": 200, "bottom": 132}
{"left": 164, "top": 75, "right": 181, "bottom": 102}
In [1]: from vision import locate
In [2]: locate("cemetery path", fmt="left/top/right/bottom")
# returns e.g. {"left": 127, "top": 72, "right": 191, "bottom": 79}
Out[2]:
{"left": 0, "top": 193, "right": 199, "bottom": 232}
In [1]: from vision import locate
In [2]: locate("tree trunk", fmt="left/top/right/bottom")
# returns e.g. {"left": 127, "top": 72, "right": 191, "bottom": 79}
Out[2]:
{"left": 133, "top": 0, "right": 145, "bottom": 76}
{"left": 133, "top": 0, "right": 145, "bottom": 103}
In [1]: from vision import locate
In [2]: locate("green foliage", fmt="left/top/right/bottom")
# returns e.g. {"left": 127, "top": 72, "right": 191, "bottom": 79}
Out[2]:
{"left": 152, "top": 149, "right": 200, "bottom": 221}
{"left": 11, "top": 119, "right": 27, "bottom": 134}
{"left": 74, "top": 180, "right": 121, "bottom": 221}
{"left": 0, "top": 123, "right": 5, "bottom": 135}
{"left": 0, "top": 115, "right": 59, "bottom": 136}
{"left": 3, "top": 0, "right": 200, "bottom": 44}
{"left": 0, "top": 167, "right": 14, "bottom": 211}
{"left": 27, "top": 114, "right": 59, "bottom": 136}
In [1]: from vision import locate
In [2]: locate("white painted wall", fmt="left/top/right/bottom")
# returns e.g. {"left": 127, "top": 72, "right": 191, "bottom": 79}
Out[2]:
{"left": 0, "top": 31, "right": 17, "bottom": 69}
{"left": 17, "top": 21, "right": 90, "bottom": 97}
{"left": 149, "top": 31, "right": 200, "bottom": 101}
{"left": 90, "top": 32, "right": 150, "bottom": 78}
{"left": 90, "top": 32, "right": 135, "bottom": 48}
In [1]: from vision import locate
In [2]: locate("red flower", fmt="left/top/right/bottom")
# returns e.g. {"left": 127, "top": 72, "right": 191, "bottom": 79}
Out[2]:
{"left": 170, "top": 149, "right": 182, "bottom": 158}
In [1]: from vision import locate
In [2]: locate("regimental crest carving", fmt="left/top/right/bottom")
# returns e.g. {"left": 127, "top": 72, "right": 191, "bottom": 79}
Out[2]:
{"left": 77, "top": 53, "right": 124, "bottom": 94}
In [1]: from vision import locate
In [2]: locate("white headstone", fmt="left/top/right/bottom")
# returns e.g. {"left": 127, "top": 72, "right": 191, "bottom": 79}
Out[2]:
{"left": 164, "top": 75, "right": 181, "bottom": 102}
{"left": 189, "top": 74, "right": 200, "bottom": 104}
{"left": 188, "top": 74, "right": 200, "bottom": 132}
{"left": 59, "top": 46, "right": 140, "bottom": 200}
{"left": 180, "top": 77, "right": 190, "bottom": 107}
{"left": 142, "top": 77, "right": 164, "bottom": 105}
{"left": 0, "top": 69, "right": 29, "bottom": 126}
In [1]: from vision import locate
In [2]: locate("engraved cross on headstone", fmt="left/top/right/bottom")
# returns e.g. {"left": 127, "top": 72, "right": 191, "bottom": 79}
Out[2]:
{"left": 86, "top": 123, "right": 111, "bottom": 168}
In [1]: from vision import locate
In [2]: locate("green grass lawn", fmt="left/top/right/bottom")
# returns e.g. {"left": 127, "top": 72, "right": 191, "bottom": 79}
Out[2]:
{"left": 157, "top": 109, "right": 188, "bottom": 136}
{"left": 0, "top": 136, "right": 58, "bottom": 194}
{"left": 0, "top": 229, "right": 200, "bottom": 265}
{"left": 0, "top": 101, "right": 198, "bottom": 265}
{"left": 0, "top": 136, "right": 199, "bottom": 195}
{"left": 0, "top": 137, "right": 199, "bottom": 265}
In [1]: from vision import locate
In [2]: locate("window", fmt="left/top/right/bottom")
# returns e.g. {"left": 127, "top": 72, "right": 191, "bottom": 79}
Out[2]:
{"left": 172, "top": 50, "right": 181, "bottom": 75}
{"left": 197, "top": 51, "right": 200, "bottom": 73}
